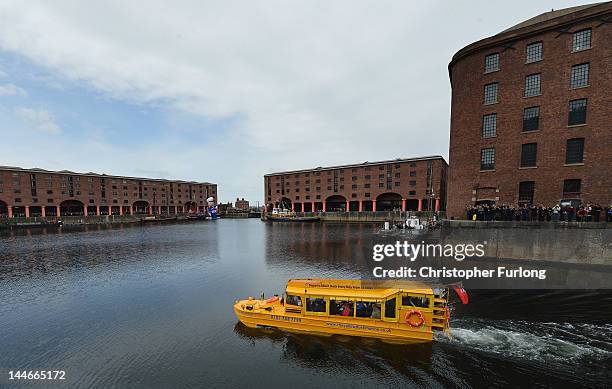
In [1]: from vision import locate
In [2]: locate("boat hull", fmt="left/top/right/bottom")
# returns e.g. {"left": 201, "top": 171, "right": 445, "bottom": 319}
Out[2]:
{"left": 234, "top": 300, "right": 434, "bottom": 343}
{"left": 265, "top": 216, "right": 320, "bottom": 222}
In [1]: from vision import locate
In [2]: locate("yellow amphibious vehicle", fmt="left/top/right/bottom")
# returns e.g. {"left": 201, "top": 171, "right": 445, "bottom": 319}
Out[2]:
{"left": 234, "top": 279, "right": 451, "bottom": 343}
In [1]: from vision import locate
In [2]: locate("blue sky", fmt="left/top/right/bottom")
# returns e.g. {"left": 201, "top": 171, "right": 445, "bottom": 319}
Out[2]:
{"left": 0, "top": 0, "right": 589, "bottom": 203}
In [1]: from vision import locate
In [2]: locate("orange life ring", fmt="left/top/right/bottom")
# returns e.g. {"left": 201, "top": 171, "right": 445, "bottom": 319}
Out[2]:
{"left": 405, "top": 309, "right": 425, "bottom": 327}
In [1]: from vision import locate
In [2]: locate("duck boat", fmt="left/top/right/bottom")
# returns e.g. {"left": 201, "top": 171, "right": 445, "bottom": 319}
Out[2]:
{"left": 234, "top": 279, "right": 450, "bottom": 343}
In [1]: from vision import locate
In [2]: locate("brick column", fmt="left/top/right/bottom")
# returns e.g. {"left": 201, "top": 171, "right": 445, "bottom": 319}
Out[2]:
{"left": 41, "top": 206, "right": 46, "bottom": 217}
{"left": 301, "top": 203, "right": 304, "bottom": 212}
{"left": 372, "top": 200, "right": 377, "bottom": 212}
{"left": 402, "top": 199, "right": 407, "bottom": 212}
{"left": 312, "top": 202, "right": 316, "bottom": 212}
{"left": 8, "top": 206, "right": 13, "bottom": 218}
{"left": 56, "top": 206, "right": 61, "bottom": 217}
{"left": 322, "top": 202, "right": 326, "bottom": 212}
{"left": 84, "top": 206, "right": 88, "bottom": 216}
{"left": 435, "top": 198, "right": 440, "bottom": 212}
{"left": 358, "top": 200, "right": 363, "bottom": 212}
{"left": 96, "top": 206, "right": 100, "bottom": 216}
{"left": 292, "top": 203, "right": 295, "bottom": 211}
{"left": 119, "top": 206, "right": 123, "bottom": 216}
{"left": 417, "top": 199, "right": 423, "bottom": 212}
{"left": 25, "top": 206, "right": 30, "bottom": 218}
{"left": 346, "top": 200, "right": 350, "bottom": 212}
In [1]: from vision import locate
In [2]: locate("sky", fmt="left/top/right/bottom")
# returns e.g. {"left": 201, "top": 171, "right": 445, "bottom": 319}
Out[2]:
{"left": 0, "top": 0, "right": 591, "bottom": 204}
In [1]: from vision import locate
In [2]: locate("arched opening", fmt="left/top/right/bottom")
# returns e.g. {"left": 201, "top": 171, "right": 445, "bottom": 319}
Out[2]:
{"left": 406, "top": 199, "right": 419, "bottom": 211}
{"left": 294, "top": 202, "right": 302, "bottom": 212}
{"left": 303, "top": 202, "right": 313, "bottom": 212}
{"left": 362, "top": 200, "right": 373, "bottom": 211}
{"left": 325, "top": 195, "right": 347, "bottom": 212}
{"left": 376, "top": 193, "right": 402, "bottom": 211}
{"left": 184, "top": 201, "right": 197, "bottom": 214}
{"left": 277, "top": 197, "right": 292, "bottom": 210}
{"left": 349, "top": 201, "right": 360, "bottom": 211}
{"left": 0, "top": 200, "right": 8, "bottom": 217}
{"left": 60, "top": 200, "right": 85, "bottom": 216}
{"left": 29, "top": 206, "right": 43, "bottom": 217}
{"left": 133, "top": 200, "right": 150, "bottom": 215}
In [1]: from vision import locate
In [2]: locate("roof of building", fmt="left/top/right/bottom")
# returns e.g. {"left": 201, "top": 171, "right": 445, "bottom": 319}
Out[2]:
{"left": 0, "top": 165, "right": 214, "bottom": 185}
{"left": 264, "top": 155, "right": 447, "bottom": 177}
{"left": 500, "top": 3, "right": 604, "bottom": 33}
{"left": 448, "top": 2, "right": 612, "bottom": 76}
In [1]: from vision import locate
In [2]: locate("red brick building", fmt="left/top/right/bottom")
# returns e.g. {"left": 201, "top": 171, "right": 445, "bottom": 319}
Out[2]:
{"left": 447, "top": 3, "right": 612, "bottom": 219}
{"left": 0, "top": 166, "right": 217, "bottom": 218}
{"left": 264, "top": 156, "right": 447, "bottom": 213}
{"left": 235, "top": 198, "right": 250, "bottom": 210}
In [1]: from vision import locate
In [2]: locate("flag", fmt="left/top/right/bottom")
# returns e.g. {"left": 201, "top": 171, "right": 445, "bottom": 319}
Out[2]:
{"left": 451, "top": 282, "right": 469, "bottom": 305}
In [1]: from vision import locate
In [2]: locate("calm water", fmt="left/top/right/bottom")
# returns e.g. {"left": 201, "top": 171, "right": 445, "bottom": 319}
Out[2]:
{"left": 0, "top": 220, "right": 611, "bottom": 388}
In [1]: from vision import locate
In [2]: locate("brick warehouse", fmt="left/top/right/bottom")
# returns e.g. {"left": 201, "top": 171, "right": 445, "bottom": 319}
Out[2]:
{"left": 0, "top": 166, "right": 217, "bottom": 218}
{"left": 447, "top": 3, "right": 612, "bottom": 219}
{"left": 264, "top": 156, "right": 447, "bottom": 213}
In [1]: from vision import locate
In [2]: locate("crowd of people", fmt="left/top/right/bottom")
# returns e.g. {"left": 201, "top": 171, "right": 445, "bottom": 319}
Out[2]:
{"left": 466, "top": 202, "right": 612, "bottom": 222}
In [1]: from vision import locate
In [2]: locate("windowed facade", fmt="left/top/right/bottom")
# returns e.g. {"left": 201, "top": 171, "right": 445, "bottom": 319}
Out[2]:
{"left": 524, "top": 73, "right": 541, "bottom": 97}
{"left": 484, "top": 53, "right": 500, "bottom": 73}
{"left": 520, "top": 143, "right": 537, "bottom": 167}
{"left": 568, "top": 99, "right": 587, "bottom": 125}
{"left": 526, "top": 42, "right": 542, "bottom": 63}
{"left": 522, "top": 106, "right": 540, "bottom": 132}
{"left": 572, "top": 29, "right": 591, "bottom": 52}
{"left": 518, "top": 181, "right": 535, "bottom": 204}
{"left": 563, "top": 179, "right": 581, "bottom": 197}
{"left": 570, "top": 63, "right": 589, "bottom": 88}
{"left": 482, "top": 114, "right": 497, "bottom": 138}
{"left": 480, "top": 148, "right": 495, "bottom": 171}
{"left": 566, "top": 138, "right": 585, "bottom": 164}
{"left": 484, "top": 83, "right": 498, "bottom": 104}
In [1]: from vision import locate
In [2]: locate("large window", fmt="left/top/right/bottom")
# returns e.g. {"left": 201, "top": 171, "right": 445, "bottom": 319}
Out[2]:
{"left": 306, "top": 297, "right": 326, "bottom": 313}
{"left": 563, "top": 179, "right": 581, "bottom": 196}
{"left": 523, "top": 106, "right": 540, "bottom": 132}
{"left": 572, "top": 29, "right": 591, "bottom": 52}
{"left": 518, "top": 181, "right": 535, "bottom": 204}
{"left": 484, "top": 83, "right": 498, "bottom": 105}
{"left": 568, "top": 99, "right": 587, "bottom": 125}
{"left": 480, "top": 148, "right": 495, "bottom": 171}
{"left": 330, "top": 299, "right": 354, "bottom": 317}
{"left": 570, "top": 63, "right": 589, "bottom": 88}
{"left": 482, "top": 114, "right": 497, "bottom": 138}
{"left": 566, "top": 138, "right": 585, "bottom": 164}
{"left": 520, "top": 143, "right": 537, "bottom": 167}
{"left": 524, "top": 73, "right": 541, "bottom": 97}
{"left": 286, "top": 295, "right": 302, "bottom": 306}
{"left": 526, "top": 42, "right": 542, "bottom": 63}
{"left": 485, "top": 53, "right": 500, "bottom": 73}
{"left": 402, "top": 295, "right": 430, "bottom": 308}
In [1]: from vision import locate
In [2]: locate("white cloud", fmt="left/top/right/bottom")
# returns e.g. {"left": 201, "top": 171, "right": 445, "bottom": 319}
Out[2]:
{"left": 0, "top": 0, "right": 589, "bottom": 201}
{"left": 0, "top": 83, "right": 26, "bottom": 95}
{"left": 14, "top": 107, "right": 61, "bottom": 134}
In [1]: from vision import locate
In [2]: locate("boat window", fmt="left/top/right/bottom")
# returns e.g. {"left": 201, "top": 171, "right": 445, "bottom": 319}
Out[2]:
{"left": 384, "top": 298, "right": 396, "bottom": 319}
{"left": 402, "top": 295, "right": 430, "bottom": 308}
{"left": 330, "top": 299, "right": 354, "bottom": 317}
{"left": 306, "top": 297, "right": 326, "bottom": 313}
{"left": 356, "top": 301, "right": 381, "bottom": 319}
{"left": 286, "top": 295, "right": 302, "bottom": 306}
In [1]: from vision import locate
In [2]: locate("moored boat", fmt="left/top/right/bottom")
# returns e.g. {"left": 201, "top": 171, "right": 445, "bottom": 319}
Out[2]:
{"left": 265, "top": 208, "right": 319, "bottom": 222}
{"left": 233, "top": 279, "right": 450, "bottom": 343}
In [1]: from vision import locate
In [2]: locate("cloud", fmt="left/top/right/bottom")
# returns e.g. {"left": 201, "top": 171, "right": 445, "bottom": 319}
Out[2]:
{"left": 14, "top": 107, "right": 61, "bottom": 134}
{"left": 0, "top": 83, "right": 26, "bottom": 96}
{"left": 0, "top": 0, "right": 589, "bottom": 201}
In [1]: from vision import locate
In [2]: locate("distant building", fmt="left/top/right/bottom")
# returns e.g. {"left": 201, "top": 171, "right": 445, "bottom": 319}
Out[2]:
{"left": 447, "top": 3, "right": 612, "bottom": 219}
{"left": 0, "top": 166, "right": 217, "bottom": 217}
{"left": 235, "top": 198, "right": 249, "bottom": 210}
{"left": 264, "top": 156, "right": 447, "bottom": 212}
